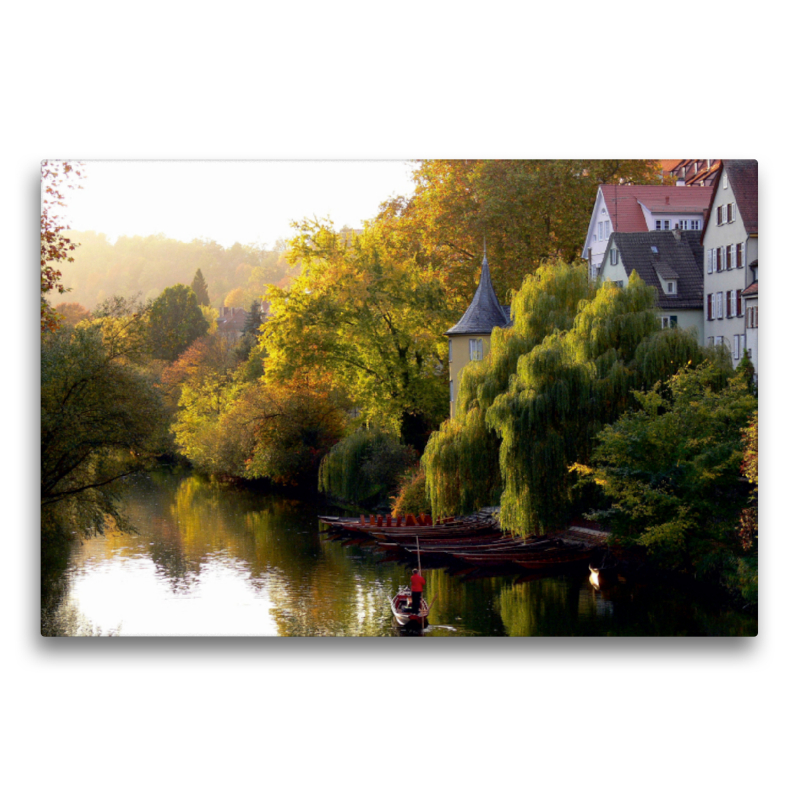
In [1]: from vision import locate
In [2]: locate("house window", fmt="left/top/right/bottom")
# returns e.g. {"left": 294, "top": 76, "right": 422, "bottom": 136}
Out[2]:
{"left": 733, "top": 335, "right": 741, "bottom": 360}
{"left": 691, "top": 219, "right": 700, "bottom": 230}
{"left": 469, "top": 339, "right": 483, "bottom": 361}
{"left": 666, "top": 281, "right": 676, "bottom": 294}
{"left": 707, "top": 251, "right": 713, "bottom": 274}
{"left": 716, "top": 247, "right": 723, "bottom": 272}
{"left": 660, "top": 315, "right": 678, "bottom": 329}
{"left": 448, "top": 339, "right": 452, "bottom": 363}
{"left": 716, "top": 292, "right": 723, "bottom": 319}
{"left": 746, "top": 306, "right": 759, "bottom": 329}
{"left": 708, "top": 337, "right": 715, "bottom": 347}
{"left": 715, "top": 336, "right": 724, "bottom": 346}
{"left": 679, "top": 219, "right": 690, "bottom": 230}
{"left": 656, "top": 219, "right": 670, "bottom": 231}
{"left": 610, "top": 249, "right": 618, "bottom": 265}
{"left": 717, "top": 206, "right": 723, "bottom": 225}
{"left": 726, "top": 245, "right": 732, "bottom": 270}
{"left": 727, "top": 203, "right": 735, "bottom": 222}
{"left": 736, "top": 243, "right": 744, "bottom": 268}
{"left": 726, "top": 291, "right": 733, "bottom": 318}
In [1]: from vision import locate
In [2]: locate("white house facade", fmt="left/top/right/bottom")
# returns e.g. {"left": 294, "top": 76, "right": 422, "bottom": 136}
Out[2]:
{"left": 598, "top": 228, "right": 705, "bottom": 345}
{"left": 583, "top": 184, "right": 713, "bottom": 281}
{"left": 702, "top": 160, "right": 758, "bottom": 368}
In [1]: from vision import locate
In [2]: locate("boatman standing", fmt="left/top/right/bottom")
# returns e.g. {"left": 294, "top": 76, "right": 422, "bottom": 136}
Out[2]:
{"left": 410, "top": 568, "right": 425, "bottom": 614}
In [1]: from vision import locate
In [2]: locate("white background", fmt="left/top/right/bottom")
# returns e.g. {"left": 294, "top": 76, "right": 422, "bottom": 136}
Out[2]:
{"left": 5, "top": 4, "right": 794, "bottom": 799}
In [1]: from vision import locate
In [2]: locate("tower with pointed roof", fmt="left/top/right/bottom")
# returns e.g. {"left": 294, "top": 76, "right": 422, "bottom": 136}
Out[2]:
{"left": 445, "top": 250, "right": 510, "bottom": 417}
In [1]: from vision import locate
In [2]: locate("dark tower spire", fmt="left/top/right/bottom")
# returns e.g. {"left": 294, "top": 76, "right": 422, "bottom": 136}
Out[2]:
{"left": 446, "top": 251, "right": 510, "bottom": 336}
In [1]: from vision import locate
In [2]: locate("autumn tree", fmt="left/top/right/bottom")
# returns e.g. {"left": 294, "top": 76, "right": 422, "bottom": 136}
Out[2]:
{"left": 148, "top": 284, "right": 210, "bottom": 361}
{"left": 41, "top": 160, "right": 83, "bottom": 331}
{"left": 54, "top": 302, "right": 90, "bottom": 327}
{"left": 400, "top": 160, "right": 663, "bottom": 305}
{"left": 172, "top": 372, "right": 348, "bottom": 485}
{"left": 190, "top": 268, "right": 210, "bottom": 306}
{"left": 261, "top": 217, "right": 451, "bottom": 450}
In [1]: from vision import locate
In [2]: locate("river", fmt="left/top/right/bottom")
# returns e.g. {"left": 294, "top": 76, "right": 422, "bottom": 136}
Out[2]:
{"left": 41, "top": 469, "right": 756, "bottom": 636}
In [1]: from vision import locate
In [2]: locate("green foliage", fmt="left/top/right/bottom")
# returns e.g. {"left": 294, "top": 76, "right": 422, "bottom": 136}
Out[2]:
{"left": 41, "top": 310, "right": 167, "bottom": 542}
{"left": 148, "top": 284, "right": 210, "bottom": 361}
{"left": 172, "top": 372, "right": 348, "bottom": 486}
{"left": 584, "top": 362, "right": 757, "bottom": 594}
{"left": 424, "top": 265, "right": 709, "bottom": 534}
{"left": 318, "top": 428, "right": 417, "bottom": 505}
{"left": 424, "top": 260, "right": 593, "bottom": 518}
{"left": 190, "top": 268, "right": 210, "bottom": 306}
{"left": 261, "top": 217, "right": 450, "bottom": 447}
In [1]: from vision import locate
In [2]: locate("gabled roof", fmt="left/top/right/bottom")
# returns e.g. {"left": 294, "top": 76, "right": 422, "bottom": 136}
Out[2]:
{"left": 602, "top": 184, "right": 714, "bottom": 226}
{"left": 701, "top": 160, "right": 758, "bottom": 242}
{"left": 726, "top": 160, "right": 758, "bottom": 235}
{"left": 584, "top": 184, "right": 714, "bottom": 257}
{"left": 446, "top": 254, "right": 511, "bottom": 336}
{"left": 605, "top": 229, "right": 704, "bottom": 310}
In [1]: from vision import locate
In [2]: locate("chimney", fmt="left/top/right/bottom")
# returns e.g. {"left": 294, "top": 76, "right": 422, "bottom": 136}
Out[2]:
{"left": 672, "top": 227, "right": 681, "bottom": 242}
{"left": 676, "top": 179, "right": 685, "bottom": 186}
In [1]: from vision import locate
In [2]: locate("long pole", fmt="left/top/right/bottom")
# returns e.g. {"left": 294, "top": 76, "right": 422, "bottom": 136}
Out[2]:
{"left": 416, "top": 536, "right": 424, "bottom": 630}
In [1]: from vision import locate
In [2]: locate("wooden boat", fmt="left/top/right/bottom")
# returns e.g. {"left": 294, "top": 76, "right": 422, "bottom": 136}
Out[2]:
{"left": 390, "top": 588, "right": 430, "bottom": 628}
{"left": 319, "top": 514, "right": 496, "bottom": 538}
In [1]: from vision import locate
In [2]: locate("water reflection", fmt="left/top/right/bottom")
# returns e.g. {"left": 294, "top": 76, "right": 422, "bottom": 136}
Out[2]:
{"left": 43, "top": 469, "right": 757, "bottom": 637}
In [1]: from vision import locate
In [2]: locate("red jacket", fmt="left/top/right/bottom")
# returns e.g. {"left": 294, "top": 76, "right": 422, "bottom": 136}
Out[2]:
{"left": 410, "top": 573, "right": 425, "bottom": 593}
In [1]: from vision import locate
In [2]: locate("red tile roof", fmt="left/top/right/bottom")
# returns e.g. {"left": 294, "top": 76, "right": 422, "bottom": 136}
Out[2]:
{"left": 743, "top": 280, "right": 758, "bottom": 296}
{"left": 599, "top": 184, "right": 714, "bottom": 232}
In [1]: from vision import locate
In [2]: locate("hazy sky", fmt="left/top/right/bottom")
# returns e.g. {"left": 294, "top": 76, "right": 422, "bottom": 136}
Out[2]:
{"left": 62, "top": 160, "right": 418, "bottom": 249}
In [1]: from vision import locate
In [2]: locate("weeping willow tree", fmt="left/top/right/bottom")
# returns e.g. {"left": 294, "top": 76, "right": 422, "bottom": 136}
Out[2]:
{"left": 424, "top": 261, "right": 709, "bottom": 535}
{"left": 423, "top": 260, "right": 594, "bottom": 518}
{"left": 318, "top": 428, "right": 416, "bottom": 505}
{"left": 487, "top": 276, "right": 706, "bottom": 535}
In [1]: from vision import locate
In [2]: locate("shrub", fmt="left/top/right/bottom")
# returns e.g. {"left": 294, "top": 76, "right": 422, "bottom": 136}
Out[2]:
{"left": 391, "top": 468, "right": 431, "bottom": 517}
{"left": 318, "top": 429, "right": 416, "bottom": 505}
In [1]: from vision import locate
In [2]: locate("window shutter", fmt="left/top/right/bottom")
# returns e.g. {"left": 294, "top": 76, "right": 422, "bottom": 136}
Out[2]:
{"left": 717, "top": 292, "right": 724, "bottom": 319}
{"left": 707, "top": 250, "right": 713, "bottom": 273}
{"left": 717, "top": 206, "right": 722, "bottom": 225}
{"left": 731, "top": 204, "right": 736, "bottom": 222}
{"left": 707, "top": 294, "right": 713, "bottom": 320}
{"left": 737, "top": 290, "right": 743, "bottom": 316}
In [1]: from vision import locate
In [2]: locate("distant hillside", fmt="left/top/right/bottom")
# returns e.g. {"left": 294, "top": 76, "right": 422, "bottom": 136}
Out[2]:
{"left": 57, "top": 231, "right": 298, "bottom": 310}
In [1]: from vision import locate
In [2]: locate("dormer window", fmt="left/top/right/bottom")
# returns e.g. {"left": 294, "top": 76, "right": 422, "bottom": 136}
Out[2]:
{"left": 666, "top": 280, "right": 676, "bottom": 295}
{"left": 651, "top": 246, "right": 659, "bottom": 254}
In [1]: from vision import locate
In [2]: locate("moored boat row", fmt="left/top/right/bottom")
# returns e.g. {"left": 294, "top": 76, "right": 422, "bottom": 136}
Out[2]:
{"left": 320, "top": 513, "right": 600, "bottom": 571}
